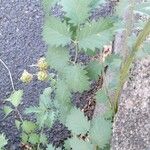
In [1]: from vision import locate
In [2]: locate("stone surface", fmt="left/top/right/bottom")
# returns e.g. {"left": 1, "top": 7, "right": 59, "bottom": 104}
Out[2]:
{"left": 111, "top": 57, "right": 150, "bottom": 150}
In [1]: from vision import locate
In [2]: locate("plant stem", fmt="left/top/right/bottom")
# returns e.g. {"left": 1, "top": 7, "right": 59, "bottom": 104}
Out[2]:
{"left": 74, "top": 42, "right": 78, "bottom": 64}
{"left": 37, "top": 128, "right": 44, "bottom": 150}
{"left": 15, "top": 108, "right": 23, "bottom": 122}
{"left": 114, "top": 20, "right": 150, "bottom": 112}
{"left": 0, "top": 58, "right": 15, "bottom": 91}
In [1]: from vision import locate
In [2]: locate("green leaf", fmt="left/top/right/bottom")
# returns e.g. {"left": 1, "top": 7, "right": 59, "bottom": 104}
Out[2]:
{"left": 25, "top": 106, "right": 41, "bottom": 114}
{"left": 21, "top": 132, "right": 28, "bottom": 143}
{"left": 63, "top": 65, "right": 90, "bottom": 92}
{"left": 46, "top": 47, "right": 69, "bottom": 71}
{"left": 90, "top": 0, "right": 105, "bottom": 8}
{"left": 86, "top": 61, "right": 103, "bottom": 80}
{"left": 8, "top": 90, "right": 23, "bottom": 107}
{"left": 60, "top": 0, "right": 92, "bottom": 25}
{"left": 21, "top": 120, "right": 37, "bottom": 133}
{"left": 55, "top": 79, "right": 71, "bottom": 104}
{"left": 55, "top": 79, "right": 72, "bottom": 123}
{"left": 95, "top": 89, "right": 109, "bottom": 103}
{"left": 0, "top": 134, "right": 8, "bottom": 149}
{"left": 105, "top": 54, "right": 122, "bottom": 71}
{"left": 43, "top": 16, "right": 71, "bottom": 47}
{"left": 28, "top": 133, "right": 39, "bottom": 145}
{"left": 15, "top": 120, "right": 21, "bottom": 130}
{"left": 42, "top": 0, "right": 57, "bottom": 13}
{"left": 40, "top": 133, "right": 48, "bottom": 145}
{"left": 43, "top": 87, "right": 52, "bottom": 96}
{"left": 46, "top": 144, "right": 61, "bottom": 150}
{"left": 77, "top": 19, "right": 114, "bottom": 51}
{"left": 3, "top": 106, "right": 13, "bottom": 117}
{"left": 115, "top": 0, "right": 128, "bottom": 18}
{"left": 89, "top": 117, "right": 112, "bottom": 149}
{"left": 66, "top": 108, "right": 90, "bottom": 134}
{"left": 68, "top": 137, "right": 94, "bottom": 150}
{"left": 135, "top": 2, "right": 150, "bottom": 16}
{"left": 37, "top": 112, "right": 48, "bottom": 129}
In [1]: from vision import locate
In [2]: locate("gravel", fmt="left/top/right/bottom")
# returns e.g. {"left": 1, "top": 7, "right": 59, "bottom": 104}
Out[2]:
{"left": 0, "top": 0, "right": 48, "bottom": 148}
{"left": 111, "top": 57, "right": 150, "bottom": 150}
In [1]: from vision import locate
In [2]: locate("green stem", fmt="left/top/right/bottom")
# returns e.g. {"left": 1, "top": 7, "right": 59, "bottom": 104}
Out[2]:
{"left": 114, "top": 20, "right": 150, "bottom": 113}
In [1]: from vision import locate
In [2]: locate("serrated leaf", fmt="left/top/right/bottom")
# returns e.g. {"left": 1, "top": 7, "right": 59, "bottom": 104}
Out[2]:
{"left": 21, "top": 120, "right": 37, "bottom": 133}
{"left": 60, "top": 0, "right": 91, "bottom": 25}
{"left": 115, "top": 0, "right": 128, "bottom": 17}
{"left": 42, "top": 0, "right": 58, "bottom": 13}
{"left": 58, "top": 105, "right": 72, "bottom": 124}
{"left": 135, "top": 2, "right": 150, "bottom": 16}
{"left": 8, "top": 90, "right": 23, "bottom": 107}
{"left": 40, "top": 133, "right": 47, "bottom": 145}
{"left": 43, "top": 87, "right": 52, "bottom": 96}
{"left": 15, "top": 120, "right": 21, "bottom": 130}
{"left": 46, "top": 144, "right": 60, "bottom": 150}
{"left": 77, "top": 19, "right": 114, "bottom": 51}
{"left": 63, "top": 65, "right": 90, "bottom": 92}
{"left": 66, "top": 108, "right": 90, "bottom": 134}
{"left": 95, "top": 89, "right": 109, "bottom": 103}
{"left": 86, "top": 61, "right": 103, "bottom": 80}
{"left": 89, "top": 117, "right": 112, "bottom": 149}
{"left": 105, "top": 54, "right": 122, "bottom": 71}
{"left": 55, "top": 79, "right": 72, "bottom": 123}
{"left": 21, "top": 132, "right": 28, "bottom": 143}
{"left": 25, "top": 106, "right": 41, "bottom": 114}
{"left": 44, "top": 111, "right": 56, "bottom": 128}
{"left": 68, "top": 137, "right": 94, "bottom": 150}
{"left": 28, "top": 133, "right": 39, "bottom": 145}
{"left": 37, "top": 112, "right": 48, "bottom": 129}
{"left": 3, "top": 106, "right": 13, "bottom": 117}
{"left": 55, "top": 79, "right": 71, "bottom": 104}
{"left": 0, "top": 134, "right": 7, "bottom": 149}
{"left": 43, "top": 16, "right": 71, "bottom": 47}
{"left": 90, "top": 0, "right": 105, "bottom": 8}
{"left": 46, "top": 47, "right": 69, "bottom": 71}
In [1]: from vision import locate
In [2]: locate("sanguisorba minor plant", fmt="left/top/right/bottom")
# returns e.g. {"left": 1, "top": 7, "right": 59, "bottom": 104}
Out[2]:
{"left": 1, "top": 0, "right": 150, "bottom": 149}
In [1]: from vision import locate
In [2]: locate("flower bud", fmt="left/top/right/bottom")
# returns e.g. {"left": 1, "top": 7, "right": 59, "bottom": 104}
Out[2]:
{"left": 37, "top": 71, "right": 48, "bottom": 81}
{"left": 20, "top": 70, "right": 33, "bottom": 83}
{"left": 37, "top": 57, "right": 48, "bottom": 70}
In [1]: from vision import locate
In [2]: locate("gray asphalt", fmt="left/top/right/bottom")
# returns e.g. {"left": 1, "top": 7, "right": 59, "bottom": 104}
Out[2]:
{"left": 0, "top": 0, "right": 48, "bottom": 148}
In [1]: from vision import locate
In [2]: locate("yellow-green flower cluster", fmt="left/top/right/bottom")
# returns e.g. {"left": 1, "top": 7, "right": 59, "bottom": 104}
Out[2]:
{"left": 20, "top": 57, "right": 49, "bottom": 83}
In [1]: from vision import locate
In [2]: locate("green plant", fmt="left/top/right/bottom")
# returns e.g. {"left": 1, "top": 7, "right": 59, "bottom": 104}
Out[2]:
{"left": 41, "top": 0, "right": 150, "bottom": 149}
{"left": 1, "top": 0, "right": 149, "bottom": 149}
{"left": 0, "top": 134, "right": 8, "bottom": 150}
